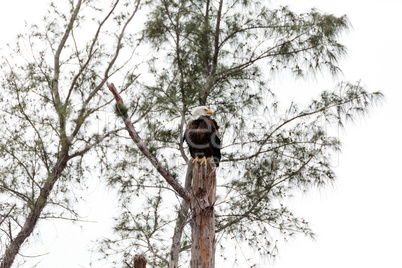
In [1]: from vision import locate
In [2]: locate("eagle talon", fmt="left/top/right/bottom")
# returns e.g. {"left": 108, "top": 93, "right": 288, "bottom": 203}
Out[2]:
{"left": 191, "top": 157, "right": 199, "bottom": 164}
{"left": 199, "top": 156, "right": 207, "bottom": 166}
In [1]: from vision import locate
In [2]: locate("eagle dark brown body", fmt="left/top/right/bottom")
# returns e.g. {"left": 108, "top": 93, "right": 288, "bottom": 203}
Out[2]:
{"left": 184, "top": 115, "right": 221, "bottom": 167}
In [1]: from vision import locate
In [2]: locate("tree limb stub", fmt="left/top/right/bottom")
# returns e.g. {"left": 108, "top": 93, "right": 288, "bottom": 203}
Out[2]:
{"left": 134, "top": 254, "right": 147, "bottom": 268}
{"left": 107, "top": 82, "right": 125, "bottom": 105}
{"left": 106, "top": 82, "right": 191, "bottom": 203}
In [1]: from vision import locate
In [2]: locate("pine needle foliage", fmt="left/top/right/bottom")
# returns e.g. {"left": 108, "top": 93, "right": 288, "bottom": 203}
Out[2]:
{"left": 101, "top": 0, "right": 382, "bottom": 267}
{"left": 0, "top": 0, "right": 383, "bottom": 267}
{"left": 0, "top": 0, "right": 142, "bottom": 267}
{"left": 115, "top": 103, "right": 129, "bottom": 118}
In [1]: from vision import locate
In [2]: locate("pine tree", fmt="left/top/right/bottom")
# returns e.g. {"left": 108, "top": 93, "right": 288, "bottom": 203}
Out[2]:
{"left": 0, "top": 0, "right": 382, "bottom": 267}
{"left": 103, "top": 0, "right": 382, "bottom": 267}
{"left": 0, "top": 0, "right": 142, "bottom": 267}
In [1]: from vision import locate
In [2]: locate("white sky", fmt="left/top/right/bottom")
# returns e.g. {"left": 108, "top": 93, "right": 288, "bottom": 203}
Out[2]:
{"left": 1, "top": 0, "right": 402, "bottom": 267}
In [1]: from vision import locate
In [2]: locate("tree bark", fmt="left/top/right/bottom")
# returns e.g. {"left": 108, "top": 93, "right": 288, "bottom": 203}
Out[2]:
{"left": 0, "top": 157, "right": 68, "bottom": 268}
{"left": 133, "top": 254, "right": 147, "bottom": 268}
{"left": 169, "top": 161, "right": 193, "bottom": 268}
{"left": 107, "top": 82, "right": 218, "bottom": 267}
{"left": 190, "top": 159, "right": 216, "bottom": 268}
{"left": 106, "top": 82, "right": 191, "bottom": 202}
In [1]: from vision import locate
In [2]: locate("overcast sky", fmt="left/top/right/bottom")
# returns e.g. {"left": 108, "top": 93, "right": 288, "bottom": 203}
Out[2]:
{"left": 1, "top": 0, "right": 402, "bottom": 267}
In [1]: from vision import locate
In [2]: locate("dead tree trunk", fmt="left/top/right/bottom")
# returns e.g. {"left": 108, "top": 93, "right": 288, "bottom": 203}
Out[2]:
{"left": 133, "top": 254, "right": 147, "bottom": 268}
{"left": 190, "top": 159, "right": 216, "bottom": 268}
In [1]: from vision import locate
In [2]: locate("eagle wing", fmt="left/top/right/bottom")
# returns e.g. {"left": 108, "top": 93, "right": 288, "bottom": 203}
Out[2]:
{"left": 183, "top": 116, "right": 221, "bottom": 166}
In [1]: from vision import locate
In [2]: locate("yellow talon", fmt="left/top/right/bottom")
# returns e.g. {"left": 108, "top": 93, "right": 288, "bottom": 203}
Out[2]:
{"left": 191, "top": 157, "right": 199, "bottom": 164}
{"left": 199, "top": 156, "right": 207, "bottom": 165}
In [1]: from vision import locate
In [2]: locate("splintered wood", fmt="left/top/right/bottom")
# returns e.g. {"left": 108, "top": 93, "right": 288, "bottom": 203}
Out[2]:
{"left": 106, "top": 82, "right": 125, "bottom": 105}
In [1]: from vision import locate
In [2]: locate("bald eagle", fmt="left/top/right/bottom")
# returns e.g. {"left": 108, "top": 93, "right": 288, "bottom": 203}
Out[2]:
{"left": 183, "top": 106, "right": 221, "bottom": 167}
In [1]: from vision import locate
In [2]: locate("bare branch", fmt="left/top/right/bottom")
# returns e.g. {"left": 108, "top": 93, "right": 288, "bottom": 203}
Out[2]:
{"left": 86, "top": 0, "right": 141, "bottom": 103}
{"left": 69, "top": 0, "right": 141, "bottom": 142}
{"left": 68, "top": 127, "right": 125, "bottom": 159}
{"left": 52, "top": 0, "right": 82, "bottom": 106}
{"left": 0, "top": 184, "right": 30, "bottom": 203}
{"left": 0, "top": 205, "right": 16, "bottom": 227}
{"left": 211, "top": 0, "right": 224, "bottom": 76}
{"left": 64, "top": 0, "right": 120, "bottom": 105}
{"left": 107, "top": 82, "right": 190, "bottom": 203}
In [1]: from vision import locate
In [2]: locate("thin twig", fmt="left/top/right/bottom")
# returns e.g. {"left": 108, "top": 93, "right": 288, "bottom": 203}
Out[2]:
{"left": 0, "top": 205, "right": 16, "bottom": 226}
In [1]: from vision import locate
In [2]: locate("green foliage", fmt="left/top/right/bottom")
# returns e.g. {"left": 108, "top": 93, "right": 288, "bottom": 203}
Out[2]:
{"left": 114, "top": 103, "right": 129, "bottom": 118}
{"left": 0, "top": 0, "right": 383, "bottom": 267}
{"left": 0, "top": 0, "right": 142, "bottom": 265}
{"left": 100, "top": 0, "right": 382, "bottom": 267}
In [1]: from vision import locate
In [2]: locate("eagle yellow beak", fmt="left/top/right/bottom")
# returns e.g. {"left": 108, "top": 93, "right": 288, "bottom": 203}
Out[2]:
{"left": 206, "top": 109, "right": 214, "bottom": 115}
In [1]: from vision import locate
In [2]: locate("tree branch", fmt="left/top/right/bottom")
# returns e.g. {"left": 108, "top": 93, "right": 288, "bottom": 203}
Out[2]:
{"left": 69, "top": 0, "right": 141, "bottom": 142}
{"left": 52, "top": 0, "right": 83, "bottom": 145}
{"left": 64, "top": 0, "right": 120, "bottom": 106}
{"left": 169, "top": 161, "right": 192, "bottom": 267}
{"left": 0, "top": 205, "right": 16, "bottom": 227}
{"left": 68, "top": 127, "right": 125, "bottom": 159}
{"left": 211, "top": 0, "right": 223, "bottom": 76}
{"left": 107, "top": 82, "right": 190, "bottom": 203}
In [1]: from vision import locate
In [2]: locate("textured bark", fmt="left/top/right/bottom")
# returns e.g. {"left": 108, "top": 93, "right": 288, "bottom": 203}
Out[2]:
{"left": 0, "top": 157, "right": 68, "bottom": 268}
{"left": 107, "top": 82, "right": 190, "bottom": 203}
{"left": 190, "top": 159, "right": 216, "bottom": 268}
{"left": 133, "top": 254, "right": 147, "bottom": 268}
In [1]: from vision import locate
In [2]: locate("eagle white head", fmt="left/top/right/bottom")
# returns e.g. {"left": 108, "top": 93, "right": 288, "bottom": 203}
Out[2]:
{"left": 191, "top": 106, "right": 214, "bottom": 119}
